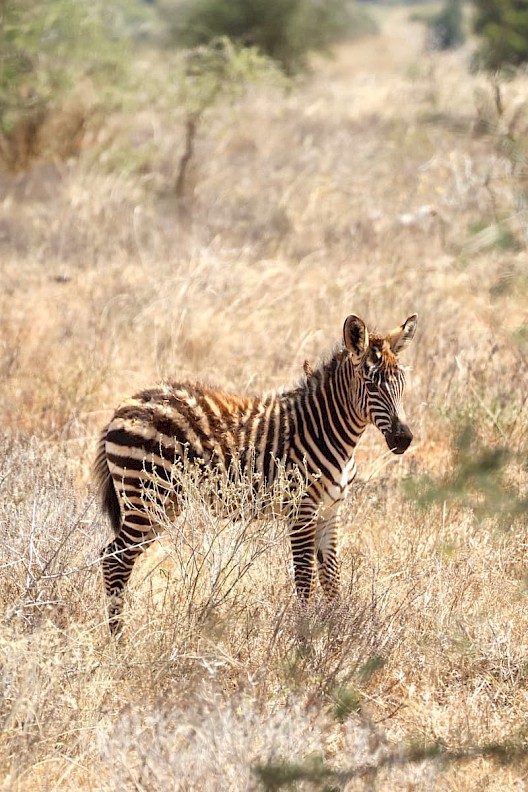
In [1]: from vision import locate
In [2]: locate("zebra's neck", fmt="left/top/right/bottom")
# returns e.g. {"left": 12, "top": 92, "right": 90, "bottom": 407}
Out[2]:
{"left": 285, "top": 350, "right": 368, "bottom": 469}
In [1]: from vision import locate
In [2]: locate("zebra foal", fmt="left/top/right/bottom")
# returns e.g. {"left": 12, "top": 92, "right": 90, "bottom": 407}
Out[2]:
{"left": 95, "top": 313, "right": 418, "bottom": 634}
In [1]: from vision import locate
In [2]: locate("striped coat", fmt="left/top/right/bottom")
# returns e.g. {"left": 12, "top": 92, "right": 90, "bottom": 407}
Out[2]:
{"left": 96, "top": 313, "right": 418, "bottom": 633}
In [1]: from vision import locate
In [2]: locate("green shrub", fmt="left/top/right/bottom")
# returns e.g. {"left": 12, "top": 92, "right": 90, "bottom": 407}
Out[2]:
{"left": 0, "top": 0, "right": 131, "bottom": 169}
{"left": 159, "top": 0, "right": 354, "bottom": 74}
{"left": 428, "top": 0, "right": 465, "bottom": 51}
{"left": 473, "top": 0, "right": 528, "bottom": 70}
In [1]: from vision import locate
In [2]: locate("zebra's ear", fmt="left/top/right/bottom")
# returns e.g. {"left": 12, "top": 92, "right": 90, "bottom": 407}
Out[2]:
{"left": 343, "top": 315, "right": 369, "bottom": 364}
{"left": 387, "top": 314, "right": 418, "bottom": 355}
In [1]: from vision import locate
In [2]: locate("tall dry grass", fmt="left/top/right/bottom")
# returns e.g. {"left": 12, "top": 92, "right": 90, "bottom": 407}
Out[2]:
{"left": 0, "top": 8, "right": 527, "bottom": 790}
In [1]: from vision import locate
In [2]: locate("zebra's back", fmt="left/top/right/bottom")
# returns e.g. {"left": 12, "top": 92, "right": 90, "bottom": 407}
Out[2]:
{"left": 97, "top": 381, "right": 294, "bottom": 523}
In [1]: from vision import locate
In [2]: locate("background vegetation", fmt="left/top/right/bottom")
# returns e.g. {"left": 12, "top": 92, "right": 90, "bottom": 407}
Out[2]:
{"left": 473, "top": 0, "right": 528, "bottom": 69}
{"left": 158, "top": 0, "right": 358, "bottom": 74}
{"left": 0, "top": 0, "right": 137, "bottom": 169}
{"left": 0, "top": 1, "right": 527, "bottom": 790}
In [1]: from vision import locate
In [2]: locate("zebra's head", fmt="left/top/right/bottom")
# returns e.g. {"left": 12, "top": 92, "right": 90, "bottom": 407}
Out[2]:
{"left": 343, "top": 313, "right": 418, "bottom": 454}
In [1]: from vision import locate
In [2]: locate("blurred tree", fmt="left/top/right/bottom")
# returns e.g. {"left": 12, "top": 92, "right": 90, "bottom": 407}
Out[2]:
{"left": 428, "top": 0, "right": 465, "bottom": 51}
{"left": 0, "top": 0, "right": 132, "bottom": 169}
{"left": 473, "top": 0, "right": 528, "bottom": 69}
{"left": 158, "top": 0, "right": 354, "bottom": 74}
{"left": 172, "top": 38, "right": 279, "bottom": 200}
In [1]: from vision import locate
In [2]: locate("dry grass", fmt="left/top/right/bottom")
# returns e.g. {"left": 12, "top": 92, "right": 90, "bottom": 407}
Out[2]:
{"left": 1, "top": 8, "right": 527, "bottom": 790}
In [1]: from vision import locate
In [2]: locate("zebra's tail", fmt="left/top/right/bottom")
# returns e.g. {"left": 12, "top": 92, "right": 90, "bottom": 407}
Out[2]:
{"left": 94, "top": 426, "right": 121, "bottom": 535}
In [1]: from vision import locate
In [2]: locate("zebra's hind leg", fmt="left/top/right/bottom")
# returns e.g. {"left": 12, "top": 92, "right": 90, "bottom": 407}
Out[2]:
{"left": 316, "top": 546, "right": 340, "bottom": 599}
{"left": 101, "top": 524, "right": 156, "bottom": 636}
{"left": 315, "top": 515, "right": 340, "bottom": 600}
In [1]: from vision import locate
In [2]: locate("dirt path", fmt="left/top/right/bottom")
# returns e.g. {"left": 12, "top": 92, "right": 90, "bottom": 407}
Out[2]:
{"left": 316, "top": 7, "right": 426, "bottom": 79}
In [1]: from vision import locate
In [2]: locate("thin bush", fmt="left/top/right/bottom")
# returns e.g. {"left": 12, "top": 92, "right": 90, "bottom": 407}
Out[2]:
{"left": 0, "top": 437, "right": 103, "bottom": 632}
{"left": 109, "top": 454, "right": 306, "bottom": 632}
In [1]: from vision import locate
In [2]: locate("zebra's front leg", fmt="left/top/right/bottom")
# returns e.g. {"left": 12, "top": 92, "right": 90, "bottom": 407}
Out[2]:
{"left": 315, "top": 512, "right": 340, "bottom": 599}
{"left": 289, "top": 518, "right": 317, "bottom": 602}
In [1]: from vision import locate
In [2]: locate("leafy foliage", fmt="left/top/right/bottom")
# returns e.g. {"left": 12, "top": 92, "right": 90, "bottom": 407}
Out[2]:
{"left": 159, "top": 0, "right": 354, "bottom": 74}
{"left": 0, "top": 0, "right": 130, "bottom": 167}
{"left": 175, "top": 37, "right": 280, "bottom": 122}
{"left": 473, "top": 0, "right": 528, "bottom": 69}
{"left": 428, "top": 0, "right": 465, "bottom": 51}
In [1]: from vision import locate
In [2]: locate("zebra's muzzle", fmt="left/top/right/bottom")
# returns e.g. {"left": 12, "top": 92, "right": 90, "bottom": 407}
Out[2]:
{"left": 385, "top": 421, "right": 413, "bottom": 455}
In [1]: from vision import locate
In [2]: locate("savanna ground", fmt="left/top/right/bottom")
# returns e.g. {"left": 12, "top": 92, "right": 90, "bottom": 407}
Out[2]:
{"left": 1, "top": 6, "right": 528, "bottom": 790}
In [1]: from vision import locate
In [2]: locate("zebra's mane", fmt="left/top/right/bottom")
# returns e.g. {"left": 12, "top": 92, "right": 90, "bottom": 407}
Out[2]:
{"left": 286, "top": 331, "right": 401, "bottom": 396}
{"left": 286, "top": 344, "right": 349, "bottom": 396}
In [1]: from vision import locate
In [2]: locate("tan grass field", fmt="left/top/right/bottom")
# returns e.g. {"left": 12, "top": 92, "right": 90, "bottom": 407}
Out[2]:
{"left": 1, "top": 7, "right": 527, "bottom": 790}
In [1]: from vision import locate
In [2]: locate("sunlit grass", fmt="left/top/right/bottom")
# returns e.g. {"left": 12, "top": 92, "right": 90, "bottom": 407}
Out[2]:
{"left": 0, "top": 8, "right": 527, "bottom": 790}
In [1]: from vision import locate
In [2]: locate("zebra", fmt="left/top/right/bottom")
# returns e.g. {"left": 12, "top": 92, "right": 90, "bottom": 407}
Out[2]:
{"left": 95, "top": 313, "right": 418, "bottom": 634}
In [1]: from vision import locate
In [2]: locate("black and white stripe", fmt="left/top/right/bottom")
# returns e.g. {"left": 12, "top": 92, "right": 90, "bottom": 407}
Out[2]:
{"left": 96, "top": 313, "right": 418, "bottom": 633}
